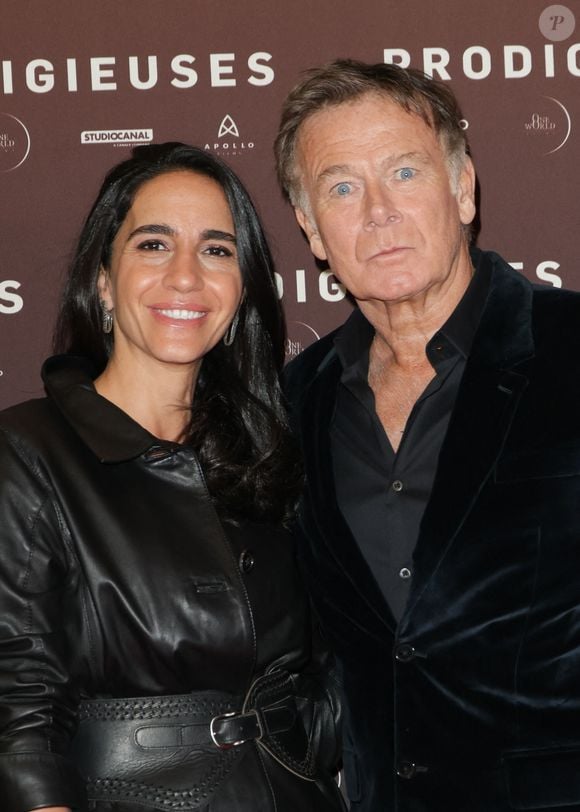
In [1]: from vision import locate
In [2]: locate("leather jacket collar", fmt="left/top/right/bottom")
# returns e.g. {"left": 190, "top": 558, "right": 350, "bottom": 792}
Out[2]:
{"left": 41, "top": 355, "right": 179, "bottom": 463}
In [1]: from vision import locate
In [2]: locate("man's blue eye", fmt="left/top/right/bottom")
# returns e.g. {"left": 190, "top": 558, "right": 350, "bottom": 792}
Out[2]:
{"left": 398, "top": 167, "right": 415, "bottom": 180}
{"left": 336, "top": 183, "right": 351, "bottom": 196}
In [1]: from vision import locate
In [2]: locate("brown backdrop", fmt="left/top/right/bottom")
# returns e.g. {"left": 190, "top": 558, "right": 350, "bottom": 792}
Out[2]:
{"left": 1, "top": 0, "right": 578, "bottom": 409}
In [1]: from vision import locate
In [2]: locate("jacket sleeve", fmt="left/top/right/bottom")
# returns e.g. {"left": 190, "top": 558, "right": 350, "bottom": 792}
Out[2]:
{"left": 0, "top": 428, "right": 86, "bottom": 811}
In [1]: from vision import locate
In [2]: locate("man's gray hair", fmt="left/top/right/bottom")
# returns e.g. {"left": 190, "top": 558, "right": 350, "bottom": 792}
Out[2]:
{"left": 274, "top": 58, "right": 470, "bottom": 209}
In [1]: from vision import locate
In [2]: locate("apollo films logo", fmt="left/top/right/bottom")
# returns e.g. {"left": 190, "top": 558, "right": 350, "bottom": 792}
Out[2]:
{"left": 0, "top": 113, "right": 30, "bottom": 171}
{"left": 219, "top": 114, "right": 238, "bottom": 139}
{"left": 205, "top": 114, "right": 255, "bottom": 157}
{"left": 80, "top": 128, "right": 153, "bottom": 146}
{"left": 524, "top": 96, "right": 571, "bottom": 154}
{"left": 285, "top": 321, "right": 321, "bottom": 360}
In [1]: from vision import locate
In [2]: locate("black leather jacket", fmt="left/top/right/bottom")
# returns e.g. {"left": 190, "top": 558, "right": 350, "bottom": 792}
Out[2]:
{"left": 0, "top": 356, "right": 343, "bottom": 812}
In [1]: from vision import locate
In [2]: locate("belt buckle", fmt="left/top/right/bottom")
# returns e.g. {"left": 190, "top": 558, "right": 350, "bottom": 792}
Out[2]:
{"left": 210, "top": 709, "right": 263, "bottom": 750}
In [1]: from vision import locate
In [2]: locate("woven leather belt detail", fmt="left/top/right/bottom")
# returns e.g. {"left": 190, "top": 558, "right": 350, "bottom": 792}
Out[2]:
{"left": 70, "top": 674, "right": 323, "bottom": 809}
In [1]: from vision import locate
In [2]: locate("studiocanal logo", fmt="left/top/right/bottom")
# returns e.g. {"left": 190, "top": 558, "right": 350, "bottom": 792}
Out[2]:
{"left": 524, "top": 96, "right": 571, "bottom": 154}
{"left": 205, "top": 114, "right": 255, "bottom": 157}
{"left": 0, "top": 113, "right": 30, "bottom": 171}
{"left": 81, "top": 128, "right": 153, "bottom": 147}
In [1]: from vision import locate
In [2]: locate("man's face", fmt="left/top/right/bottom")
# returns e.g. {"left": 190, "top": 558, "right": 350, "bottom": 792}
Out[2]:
{"left": 294, "top": 93, "right": 476, "bottom": 307}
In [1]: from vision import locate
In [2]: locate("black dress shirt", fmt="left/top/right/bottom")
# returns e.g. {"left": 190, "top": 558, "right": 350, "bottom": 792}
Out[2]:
{"left": 330, "top": 258, "right": 491, "bottom": 621}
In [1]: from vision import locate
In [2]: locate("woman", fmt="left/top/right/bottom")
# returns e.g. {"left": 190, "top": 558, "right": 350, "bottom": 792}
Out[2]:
{"left": 0, "top": 143, "right": 344, "bottom": 812}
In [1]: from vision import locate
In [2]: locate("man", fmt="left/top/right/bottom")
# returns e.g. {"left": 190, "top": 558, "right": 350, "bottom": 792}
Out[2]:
{"left": 275, "top": 59, "right": 580, "bottom": 811}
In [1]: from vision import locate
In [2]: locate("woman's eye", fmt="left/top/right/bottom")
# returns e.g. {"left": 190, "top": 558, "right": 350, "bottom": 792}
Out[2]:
{"left": 138, "top": 239, "right": 166, "bottom": 251}
{"left": 204, "top": 245, "right": 233, "bottom": 258}
{"left": 334, "top": 182, "right": 352, "bottom": 197}
{"left": 397, "top": 167, "right": 415, "bottom": 181}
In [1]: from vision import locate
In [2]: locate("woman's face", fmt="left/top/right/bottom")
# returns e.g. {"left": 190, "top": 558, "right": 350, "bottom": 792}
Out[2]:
{"left": 99, "top": 170, "right": 243, "bottom": 380}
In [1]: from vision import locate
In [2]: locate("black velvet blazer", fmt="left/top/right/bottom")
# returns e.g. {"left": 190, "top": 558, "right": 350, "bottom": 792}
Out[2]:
{"left": 285, "top": 248, "right": 580, "bottom": 812}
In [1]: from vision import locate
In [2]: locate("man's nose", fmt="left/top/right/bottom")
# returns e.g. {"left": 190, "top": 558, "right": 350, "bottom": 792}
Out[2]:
{"left": 363, "top": 184, "right": 401, "bottom": 231}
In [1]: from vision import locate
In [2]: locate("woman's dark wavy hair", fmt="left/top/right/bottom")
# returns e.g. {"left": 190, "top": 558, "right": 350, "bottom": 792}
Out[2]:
{"left": 54, "top": 142, "right": 301, "bottom": 524}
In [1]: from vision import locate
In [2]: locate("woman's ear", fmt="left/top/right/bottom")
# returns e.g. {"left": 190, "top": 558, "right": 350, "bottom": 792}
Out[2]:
{"left": 97, "top": 266, "right": 113, "bottom": 310}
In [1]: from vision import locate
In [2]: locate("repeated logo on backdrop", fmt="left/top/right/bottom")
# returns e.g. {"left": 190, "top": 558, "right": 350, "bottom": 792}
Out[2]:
{"left": 0, "top": 113, "right": 30, "bottom": 171}
{"left": 524, "top": 96, "right": 571, "bottom": 154}
{"left": 286, "top": 322, "right": 322, "bottom": 360}
{"left": 205, "top": 114, "right": 256, "bottom": 158}
{"left": 80, "top": 128, "right": 153, "bottom": 146}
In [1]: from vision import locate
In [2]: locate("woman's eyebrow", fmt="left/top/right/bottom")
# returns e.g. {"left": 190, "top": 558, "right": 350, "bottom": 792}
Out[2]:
{"left": 127, "top": 223, "right": 176, "bottom": 239}
{"left": 200, "top": 229, "right": 237, "bottom": 243}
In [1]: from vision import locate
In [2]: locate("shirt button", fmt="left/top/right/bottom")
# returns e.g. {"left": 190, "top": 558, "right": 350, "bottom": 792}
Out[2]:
{"left": 392, "top": 480, "right": 403, "bottom": 492}
{"left": 239, "top": 550, "right": 255, "bottom": 573}
{"left": 399, "top": 567, "right": 412, "bottom": 580}
{"left": 396, "top": 761, "right": 417, "bottom": 779}
{"left": 394, "top": 643, "right": 416, "bottom": 662}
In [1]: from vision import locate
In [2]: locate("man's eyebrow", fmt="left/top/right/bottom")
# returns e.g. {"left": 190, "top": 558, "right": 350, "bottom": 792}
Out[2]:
{"left": 315, "top": 152, "right": 431, "bottom": 186}
{"left": 316, "top": 164, "right": 354, "bottom": 186}
{"left": 386, "top": 151, "right": 431, "bottom": 166}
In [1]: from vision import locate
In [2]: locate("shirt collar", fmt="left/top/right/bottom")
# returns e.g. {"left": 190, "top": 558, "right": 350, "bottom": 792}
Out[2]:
{"left": 334, "top": 308, "right": 374, "bottom": 372}
{"left": 41, "top": 355, "right": 178, "bottom": 463}
{"left": 435, "top": 247, "right": 491, "bottom": 358}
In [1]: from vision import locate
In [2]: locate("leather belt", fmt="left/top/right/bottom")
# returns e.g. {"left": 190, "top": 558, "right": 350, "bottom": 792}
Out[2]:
{"left": 77, "top": 699, "right": 295, "bottom": 751}
{"left": 70, "top": 670, "right": 328, "bottom": 809}
{"left": 211, "top": 704, "right": 295, "bottom": 748}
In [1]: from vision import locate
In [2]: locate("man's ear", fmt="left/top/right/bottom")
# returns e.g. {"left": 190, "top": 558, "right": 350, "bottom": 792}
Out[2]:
{"left": 456, "top": 156, "right": 476, "bottom": 226}
{"left": 97, "top": 266, "right": 113, "bottom": 310}
{"left": 294, "top": 207, "right": 328, "bottom": 262}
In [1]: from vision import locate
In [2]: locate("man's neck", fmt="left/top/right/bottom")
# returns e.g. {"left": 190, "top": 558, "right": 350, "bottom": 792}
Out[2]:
{"left": 358, "top": 249, "right": 474, "bottom": 368}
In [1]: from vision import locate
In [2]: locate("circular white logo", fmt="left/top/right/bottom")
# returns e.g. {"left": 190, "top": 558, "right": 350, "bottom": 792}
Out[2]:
{"left": 285, "top": 321, "right": 321, "bottom": 360}
{"left": 0, "top": 113, "right": 31, "bottom": 172}
{"left": 523, "top": 96, "right": 571, "bottom": 155}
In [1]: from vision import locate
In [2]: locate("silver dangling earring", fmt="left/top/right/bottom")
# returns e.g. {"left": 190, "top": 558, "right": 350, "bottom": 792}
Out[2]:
{"left": 223, "top": 308, "right": 240, "bottom": 346}
{"left": 100, "top": 301, "right": 114, "bottom": 334}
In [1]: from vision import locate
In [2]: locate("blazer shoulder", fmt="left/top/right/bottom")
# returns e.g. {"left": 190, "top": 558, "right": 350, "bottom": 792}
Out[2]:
{"left": 531, "top": 284, "right": 580, "bottom": 351}
{"left": 532, "top": 283, "right": 580, "bottom": 311}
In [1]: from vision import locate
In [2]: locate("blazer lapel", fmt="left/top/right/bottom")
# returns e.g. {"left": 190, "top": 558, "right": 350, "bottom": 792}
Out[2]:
{"left": 406, "top": 259, "right": 536, "bottom": 609}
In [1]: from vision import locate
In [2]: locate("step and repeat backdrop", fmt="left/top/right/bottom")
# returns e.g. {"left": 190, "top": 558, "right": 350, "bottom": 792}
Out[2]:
{"left": 1, "top": 0, "right": 578, "bottom": 409}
